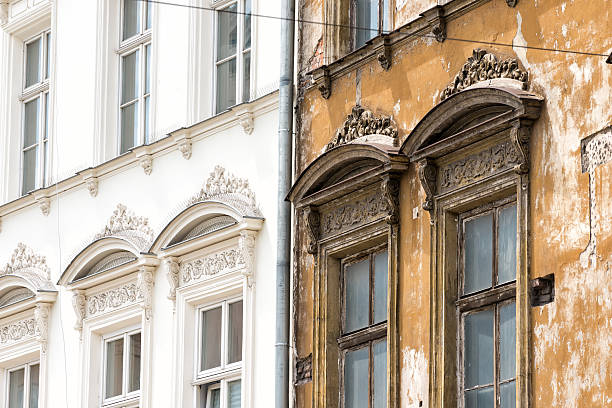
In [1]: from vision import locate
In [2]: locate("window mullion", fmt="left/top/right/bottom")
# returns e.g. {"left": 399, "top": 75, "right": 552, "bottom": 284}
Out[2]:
{"left": 139, "top": 43, "right": 145, "bottom": 145}
{"left": 23, "top": 365, "right": 29, "bottom": 408}
{"left": 123, "top": 333, "right": 129, "bottom": 397}
{"left": 494, "top": 304, "right": 500, "bottom": 408}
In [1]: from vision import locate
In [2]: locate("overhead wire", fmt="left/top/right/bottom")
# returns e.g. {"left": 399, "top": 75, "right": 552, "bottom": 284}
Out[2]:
{"left": 131, "top": 0, "right": 610, "bottom": 60}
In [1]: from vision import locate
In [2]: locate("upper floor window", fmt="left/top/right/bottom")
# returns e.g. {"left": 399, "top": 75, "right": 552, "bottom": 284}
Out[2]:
{"left": 351, "top": 0, "right": 390, "bottom": 50}
{"left": 7, "top": 362, "right": 39, "bottom": 408}
{"left": 119, "top": 0, "right": 152, "bottom": 154}
{"left": 103, "top": 329, "right": 142, "bottom": 405}
{"left": 21, "top": 31, "right": 51, "bottom": 195}
{"left": 215, "top": 0, "right": 251, "bottom": 113}
{"left": 458, "top": 200, "right": 517, "bottom": 408}
{"left": 198, "top": 299, "right": 243, "bottom": 408}
{"left": 341, "top": 249, "right": 387, "bottom": 408}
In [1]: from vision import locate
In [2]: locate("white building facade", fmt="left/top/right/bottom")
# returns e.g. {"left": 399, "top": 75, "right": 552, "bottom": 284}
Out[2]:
{"left": 0, "top": 1, "right": 281, "bottom": 408}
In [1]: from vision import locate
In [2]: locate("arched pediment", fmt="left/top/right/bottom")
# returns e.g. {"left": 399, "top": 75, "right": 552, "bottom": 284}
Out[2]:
{"left": 402, "top": 84, "right": 543, "bottom": 158}
{"left": 288, "top": 142, "right": 408, "bottom": 207}
{"left": 0, "top": 243, "right": 56, "bottom": 295}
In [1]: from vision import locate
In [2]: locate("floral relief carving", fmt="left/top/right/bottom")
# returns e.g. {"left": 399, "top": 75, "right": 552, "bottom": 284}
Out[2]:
{"left": 320, "top": 193, "right": 389, "bottom": 237}
{"left": 72, "top": 290, "right": 86, "bottom": 335}
{"left": 440, "top": 49, "right": 528, "bottom": 101}
{"left": 188, "top": 165, "right": 257, "bottom": 208}
{"left": 1, "top": 243, "right": 51, "bottom": 282}
{"left": 239, "top": 231, "right": 256, "bottom": 287}
{"left": 138, "top": 268, "right": 155, "bottom": 320}
{"left": 95, "top": 204, "right": 155, "bottom": 243}
{"left": 180, "top": 249, "right": 242, "bottom": 285}
{"left": 0, "top": 318, "right": 36, "bottom": 346}
{"left": 326, "top": 106, "right": 398, "bottom": 151}
{"left": 164, "top": 258, "right": 180, "bottom": 304}
{"left": 35, "top": 304, "right": 50, "bottom": 353}
{"left": 439, "top": 141, "right": 520, "bottom": 191}
{"left": 86, "top": 283, "right": 142, "bottom": 316}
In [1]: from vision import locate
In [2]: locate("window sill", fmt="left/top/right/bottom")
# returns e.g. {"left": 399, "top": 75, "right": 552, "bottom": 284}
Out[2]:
{"left": 192, "top": 365, "right": 242, "bottom": 386}
{"left": 101, "top": 394, "right": 139, "bottom": 408}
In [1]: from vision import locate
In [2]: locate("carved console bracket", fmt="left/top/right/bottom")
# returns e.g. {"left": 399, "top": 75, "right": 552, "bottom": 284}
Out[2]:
{"left": 510, "top": 121, "right": 531, "bottom": 174}
{"left": 80, "top": 169, "right": 99, "bottom": 197}
{"left": 375, "top": 35, "right": 392, "bottom": 71}
{"left": 417, "top": 158, "right": 437, "bottom": 215}
{"left": 164, "top": 257, "right": 179, "bottom": 310}
{"left": 381, "top": 176, "right": 400, "bottom": 225}
{"left": 505, "top": 0, "right": 518, "bottom": 7}
{"left": 530, "top": 273, "right": 554, "bottom": 306}
{"left": 304, "top": 206, "right": 320, "bottom": 255}
{"left": 421, "top": 6, "right": 446, "bottom": 43}
{"left": 72, "top": 290, "right": 86, "bottom": 339}
{"left": 175, "top": 135, "right": 193, "bottom": 160}
{"left": 138, "top": 154, "right": 153, "bottom": 175}
{"left": 314, "top": 66, "right": 331, "bottom": 99}
{"left": 34, "top": 303, "right": 50, "bottom": 353}
{"left": 138, "top": 267, "right": 155, "bottom": 320}
{"left": 239, "top": 230, "right": 257, "bottom": 287}
{"left": 33, "top": 193, "right": 50, "bottom": 216}
{"left": 234, "top": 106, "right": 255, "bottom": 135}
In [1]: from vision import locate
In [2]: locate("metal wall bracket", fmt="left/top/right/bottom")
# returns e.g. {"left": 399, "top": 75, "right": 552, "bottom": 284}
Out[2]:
{"left": 530, "top": 273, "right": 555, "bottom": 306}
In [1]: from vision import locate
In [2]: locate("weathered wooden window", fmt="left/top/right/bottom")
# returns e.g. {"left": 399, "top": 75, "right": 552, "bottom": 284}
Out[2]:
{"left": 350, "top": 0, "right": 390, "bottom": 50}
{"left": 340, "top": 248, "right": 388, "bottom": 408}
{"left": 458, "top": 199, "right": 517, "bottom": 408}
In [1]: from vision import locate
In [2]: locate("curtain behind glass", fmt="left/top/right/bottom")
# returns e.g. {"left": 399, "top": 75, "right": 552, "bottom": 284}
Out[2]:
{"left": 355, "top": 0, "right": 378, "bottom": 49}
{"left": 228, "top": 301, "right": 243, "bottom": 364}
{"left": 25, "top": 39, "right": 41, "bottom": 88}
{"left": 29, "top": 364, "right": 39, "bottom": 408}
{"left": 227, "top": 380, "right": 241, "bottom": 408}
{"left": 201, "top": 307, "right": 222, "bottom": 370}
{"left": 129, "top": 333, "right": 141, "bottom": 392}
{"left": 105, "top": 338, "right": 124, "bottom": 398}
{"left": 8, "top": 369, "right": 24, "bottom": 408}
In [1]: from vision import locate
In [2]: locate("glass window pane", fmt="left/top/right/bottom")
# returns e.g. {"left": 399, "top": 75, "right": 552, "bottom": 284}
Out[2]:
{"left": 500, "top": 302, "right": 516, "bottom": 381}
{"left": 43, "top": 141, "right": 48, "bottom": 186}
{"left": 344, "top": 347, "right": 369, "bottom": 408}
{"left": 144, "top": 96, "right": 150, "bottom": 144}
{"left": 500, "top": 381, "right": 516, "bottom": 408}
{"left": 25, "top": 38, "right": 41, "bottom": 87}
{"left": 8, "top": 369, "right": 24, "bottom": 408}
{"left": 216, "top": 58, "right": 237, "bottom": 113}
{"left": 120, "top": 102, "right": 138, "bottom": 154}
{"left": 345, "top": 259, "right": 369, "bottom": 332}
{"left": 128, "top": 332, "right": 141, "bottom": 392}
{"left": 45, "top": 32, "right": 51, "bottom": 79}
{"left": 146, "top": 0, "right": 152, "bottom": 30}
{"left": 217, "top": 4, "right": 237, "bottom": 61}
{"left": 464, "top": 309, "right": 494, "bottom": 388}
{"left": 372, "top": 341, "right": 387, "bottom": 408}
{"left": 24, "top": 97, "right": 40, "bottom": 148}
{"left": 208, "top": 387, "right": 220, "bottom": 408}
{"left": 464, "top": 386, "right": 494, "bottom": 408}
{"left": 464, "top": 213, "right": 493, "bottom": 294}
{"left": 22, "top": 147, "right": 38, "bottom": 194}
{"left": 242, "top": 51, "right": 251, "bottom": 103}
{"left": 382, "top": 0, "right": 390, "bottom": 32}
{"left": 43, "top": 93, "right": 49, "bottom": 141}
{"left": 122, "top": 0, "right": 140, "bottom": 40}
{"left": 373, "top": 251, "right": 388, "bottom": 324}
{"left": 201, "top": 307, "right": 222, "bottom": 370}
{"left": 498, "top": 204, "right": 517, "bottom": 284}
{"left": 228, "top": 300, "right": 243, "bottom": 364}
{"left": 355, "top": 0, "right": 378, "bottom": 49}
{"left": 28, "top": 364, "right": 39, "bottom": 408}
{"left": 121, "top": 51, "right": 139, "bottom": 104}
{"left": 105, "top": 338, "right": 124, "bottom": 399}
{"left": 243, "top": 0, "right": 251, "bottom": 49}
{"left": 228, "top": 380, "right": 241, "bottom": 408}
{"left": 145, "top": 44, "right": 151, "bottom": 94}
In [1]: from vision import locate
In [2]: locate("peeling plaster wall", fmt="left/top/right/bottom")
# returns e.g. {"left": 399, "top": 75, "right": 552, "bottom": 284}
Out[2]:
{"left": 294, "top": 0, "right": 612, "bottom": 407}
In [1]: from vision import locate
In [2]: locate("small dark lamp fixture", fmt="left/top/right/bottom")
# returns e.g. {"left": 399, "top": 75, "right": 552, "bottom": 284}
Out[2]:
{"left": 530, "top": 273, "right": 555, "bottom": 306}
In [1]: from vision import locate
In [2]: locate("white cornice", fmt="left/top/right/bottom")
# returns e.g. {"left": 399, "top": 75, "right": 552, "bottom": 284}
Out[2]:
{"left": 0, "top": 91, "right": 279, "bottom": 220}
{"left": 1, "top": 1, "right": 52, "bottom": 37}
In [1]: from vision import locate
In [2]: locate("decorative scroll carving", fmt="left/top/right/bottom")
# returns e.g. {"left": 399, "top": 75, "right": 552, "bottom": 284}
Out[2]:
{"left": 1, "top": 243, "right": 51, "bottom": 280}
{"left": 72, "top": 290, "right": 86, "bottom": 335}
{"left": 295, "top": 354, "right": 313, "bottom": 385}
{"left": 0, "top": 318, "right": 36, "bottom": 346}
{"left": 178, "top": 138, "right": 192, "bottom": 160}
{"left": 86, "top": 178, "right": 99, "bottom": 197}
{"left": 510, "top": 122, "right": 530, "bottom": 174}
{"left": 139, "top": 154, "right": 153, "bottom": 175}
{"left": 506, "top": 0, "right": 518, "bottom": 7}
{"left": 180, "top": 249, "right": 242, "bottom": 285}
{"left": 304, "top": 207, "right": 320, "bottom": 254}
{"left": 95, "top": 204, "right": 155, "bottom": 244}
{"left": 318, "top": 66, "right": 331, "bottom": 99}
{"left": 320, "top": 194, "right": 388, "bottom": 237}
{"left": 381, "top": 177, "right": 400, "bottom": 225}
{"left": 189, "top": 165, "right": 257, "bottom": 208}
{"left": 87, "top": 283, "right": 142, "bottom": 316}
{"left": 35, "top": 304, "right": 50, "bottom": 353}
{"left": 326, "top": 106, "right": 398, "bottom": 151}
{"left": 138, "top": 267, "right": 155, "bottom": 320}
{"left": 239, "top": 231, "right": 256, "bottom": 286}
{"left": 164, "top": 258, "right": 179, "bottom": 305}
{"left": 439, "top": 141, "right": 520, "bottom": 190}
{"left": 418, "top": 158, "right": 437, "bottom": 213}
{"left": 440, "top": 49, "right": 529, "bottom": 101}
{"left": 377, "top": 36, "right": 392, "bottom": 70}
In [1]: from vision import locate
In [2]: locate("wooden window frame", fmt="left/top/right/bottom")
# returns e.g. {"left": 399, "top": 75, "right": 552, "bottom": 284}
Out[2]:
{"left": 101, "top": 327, "right": 142, "bottom": 407}
{"left": 456, "top": 198, "right": 518, "bottom": 408}
{"left": 349, "top": 0, "right": 390, "bottom": 51}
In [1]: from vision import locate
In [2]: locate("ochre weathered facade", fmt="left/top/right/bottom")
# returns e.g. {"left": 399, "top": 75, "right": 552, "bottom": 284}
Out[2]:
{"left": 290, "top": 1, "right": 611, "bottom": 408}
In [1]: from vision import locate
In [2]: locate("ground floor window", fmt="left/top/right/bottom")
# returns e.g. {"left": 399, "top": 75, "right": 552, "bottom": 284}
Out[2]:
{"left": 103, "top": 329, "right": 141, "bottom": 404}
{"left": 7, "top": 362, "right": 39, "bottom": 408}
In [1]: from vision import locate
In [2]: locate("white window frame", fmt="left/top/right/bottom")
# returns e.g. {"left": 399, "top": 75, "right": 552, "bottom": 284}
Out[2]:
{"left": 117, "top": 0, "right": 152, "bottom": 154}
{"left": 101, "top": 326, "right": 142, "bottom": 407}
{"left": 213, "top": 0, "right": 253, "bottom": 114}
{"left": 20, "top": 30, "right": 51, "bottom": 195}
{"left": 201, "top": 375, "right": 242, "bottom": 408}
{"left": 4, "top": 361, "right": 40, "bottom": 408}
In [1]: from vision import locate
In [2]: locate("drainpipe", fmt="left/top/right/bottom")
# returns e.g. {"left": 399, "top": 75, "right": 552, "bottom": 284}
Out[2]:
{"left": 276, "top": 0, "right": 295, "bottom": 407}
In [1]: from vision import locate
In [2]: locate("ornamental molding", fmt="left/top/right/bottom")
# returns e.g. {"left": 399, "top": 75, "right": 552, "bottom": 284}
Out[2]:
{"left": 72, "top": 290, "right": 86, "bottom": 336}
{"left": 86, "top": 283, "right": 143, "bottom": 317}
{"left": 418, "top": 158, "right": 437, "bottom": 215}
{"left": 139, "top": 154, "right": 153, "bottom": 175}
{"left": 94, "top": 204, "right": 155, "bottom": 250}
{"left": 0, "top": 318, "right": 36, "bottom": 346}
{"left": 239, "top": 231, "right": 256, "bottom": 287}
{"left": 440, "top": 49, "right": 528, "bottom": 101}
{"left": 304, "top": 206, "right": 320, "bottom": 255}
{"left": 325, "top": 106, "right": 398, "bottom": 152}
{"left": 164, "top": 258, "right": 179, "bottom": 307}
{"left": 439, "top": 140, "right": 521, "bottom": 191}
{"left": 179, "top": 248, "right": 243, "bottom": 285}
{"left": 0, "top": 243, "right": 55, "bottom": 292}
{"left": 178, "top": 138, "right": 192, "bottom": 160}
{"left": 86, "top": 177, "right": 99, "bottom": 197}
{"left": 138, "top": 267, "right": 155, "bottom": 320}
{"left": 320, "top": 192, "right": 389, "bottom": 238}
{"left": 34, "top": 303, "right": 50, "bottom": 353}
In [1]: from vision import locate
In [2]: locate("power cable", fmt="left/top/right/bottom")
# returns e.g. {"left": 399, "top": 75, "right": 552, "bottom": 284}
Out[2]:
{"left": 130, "top": 0, "right": 611, "bottom": 60}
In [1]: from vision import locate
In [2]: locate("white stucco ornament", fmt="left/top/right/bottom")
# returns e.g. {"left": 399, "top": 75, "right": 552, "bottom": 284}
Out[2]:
{"left": 1, "top": 243, "right": 52, "bottom": 282}
{"left": 95, "top": 204, "right": 155, "bottom": 249}
{"left": 189, "top": 165, "right": 258, "bottom": 209}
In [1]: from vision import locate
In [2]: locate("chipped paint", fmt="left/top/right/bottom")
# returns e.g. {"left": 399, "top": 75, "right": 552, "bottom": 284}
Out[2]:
{"left": 401, "top": 348, "right": 428, "bottom": 408}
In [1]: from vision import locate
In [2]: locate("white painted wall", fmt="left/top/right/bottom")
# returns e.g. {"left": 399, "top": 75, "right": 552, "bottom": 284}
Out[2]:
{"left": 0, "top": 0, "right": 281, "bottom": 407}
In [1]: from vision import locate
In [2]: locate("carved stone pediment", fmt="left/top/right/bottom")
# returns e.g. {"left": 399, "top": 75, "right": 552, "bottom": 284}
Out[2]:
{"left": 325, "top": 106, "right": 398, "bottom": 152}
{"left": 0, "top": 243, "right": 55, "bottom": 292}
{"left": 95, "top": 204, "right": 155, "bottom": 250}
{"left": 440, "top": 49, "right": 528, "bottom": 101}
